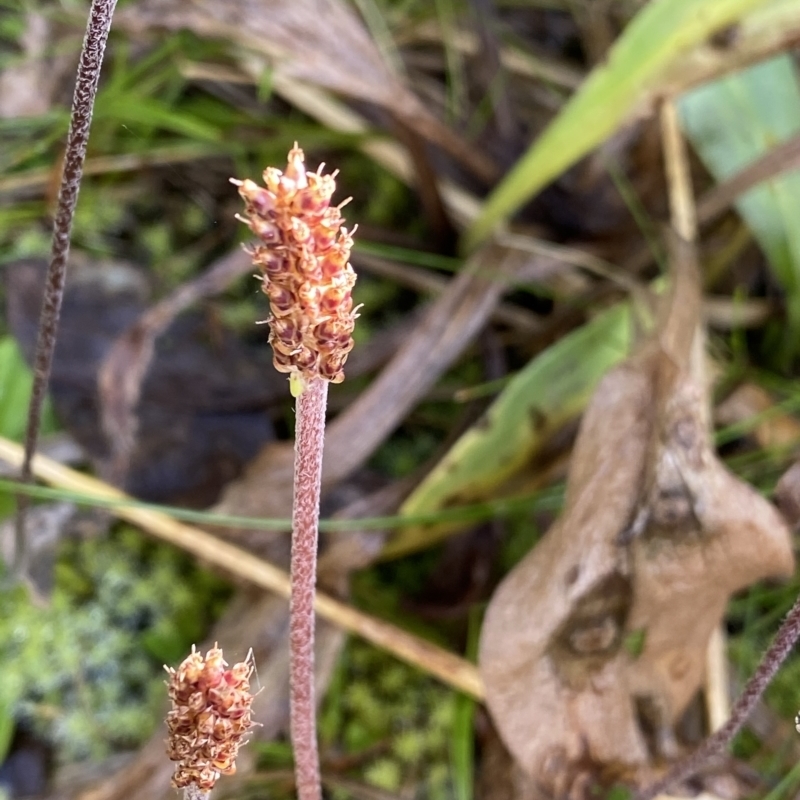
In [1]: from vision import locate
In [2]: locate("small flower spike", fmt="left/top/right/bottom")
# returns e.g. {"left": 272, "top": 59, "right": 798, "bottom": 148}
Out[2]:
{"left": 165, "top": 644, "right": 255, "bottom": 794}
{"left": 233, "top": 144, "right": 359, "bottom": 394}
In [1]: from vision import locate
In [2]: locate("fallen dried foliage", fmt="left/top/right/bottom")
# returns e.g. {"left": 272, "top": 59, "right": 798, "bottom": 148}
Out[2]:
{"left": 479, "top": 240, "right": 794, "bottom": 796}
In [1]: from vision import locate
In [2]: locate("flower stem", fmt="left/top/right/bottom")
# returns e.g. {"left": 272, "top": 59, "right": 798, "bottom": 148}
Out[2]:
{"left": 14, "top": 0, "right": 118, "bottom": 577}
{"left": 290, "top": 377, "right": 328, "bottom": 800}
{"left": 637, "top": 593, "right": 800, "bottom": 800}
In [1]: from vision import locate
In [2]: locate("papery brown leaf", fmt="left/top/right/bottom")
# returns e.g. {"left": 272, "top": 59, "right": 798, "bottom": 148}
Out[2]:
{"left": 478, "top": 239, "right": 794, "bottom": 797}
{"left": 117, "top": 0, "right": 497, "bottom": 183}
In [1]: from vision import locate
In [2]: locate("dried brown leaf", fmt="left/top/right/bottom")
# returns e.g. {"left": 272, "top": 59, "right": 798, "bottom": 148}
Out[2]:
{"left": 117, "top": 0, "right": 497, "bottom": 182}
{"left": 478, "top": 242, "right": 794, "bottom": 797}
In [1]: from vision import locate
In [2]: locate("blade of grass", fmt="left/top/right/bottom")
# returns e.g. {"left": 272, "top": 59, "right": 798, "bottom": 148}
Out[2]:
{"left": 465, "top": 0, "right": 771, "bottom": 250}
{"left": 451, "top": 607, "right": 480, "bottom": 800}
{"left": 98, "top": 95, "right": 222, "bottom": 141}
{"left": 0, "top": 143, "right": 224, "bottom": 196}
{"left": 762, "top": 759, "right": 800, "bottom": 800}
{"left": 0, "top": 436, "right": 484, "bottom": 700}
{"left": 433, "top": 0, "right": 467, "bottom": 123}
{"left": 0, "top": 474, "right": 565, "bottom": 533}
{"left": 388, "top": 300, "right": 630, "bottom": 559}
{"left": 680, "top": 54, "right": 800, "bottom": 361}
{"left": 603, "top": 155, "right": 667, "bottom": 273}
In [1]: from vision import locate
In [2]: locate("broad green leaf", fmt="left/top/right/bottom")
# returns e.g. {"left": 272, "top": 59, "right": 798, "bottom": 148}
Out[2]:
{"left": 464, "top": 0, "right": 770, "bottom": 250}
{"left": 97, "top": 95, "right": 222, "bottom": 141}
{"left": 387, "top": 303, "right": 631, "bottom": 559}
{"left": 680, "top": 55, "right": 800, "bottom": 356}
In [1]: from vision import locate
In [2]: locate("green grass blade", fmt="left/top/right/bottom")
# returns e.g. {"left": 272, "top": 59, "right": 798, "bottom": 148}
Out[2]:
{"left": 0, "top": 475, "right": 565, "bottom": 534}
{"left": 387, "top": 302, "right": 631, "bottom": 559}
{"left": 451, "top": 607, "right": 480, "bottom": 800}
{"left": 97, "top": 95, "right": 222, "bottom": 141}
{"left": 464, "top": 0, "right": 769, "bottom": 250}
{"left": 679, "top": 54, "right": 800, "bottom": 358}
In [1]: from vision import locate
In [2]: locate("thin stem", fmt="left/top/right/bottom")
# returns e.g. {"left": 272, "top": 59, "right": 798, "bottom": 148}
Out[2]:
{"left": 637, "top": 594, "right": 800, "bottom": 800}
{"left": 14, "top": 0, "right": 118, "bottom": 576}
{"left": 290, "top": 377, "right": 328, "bottom": 800}
{"left": 183, "top": 786, "right": 210, "bottom": 800}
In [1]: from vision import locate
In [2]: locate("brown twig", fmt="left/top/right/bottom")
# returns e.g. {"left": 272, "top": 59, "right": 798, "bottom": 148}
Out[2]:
{"left": 0, "top": 434, "right": 485, "bottom": 700}
{"left": 624, "top": 130, "right": 800, "bottom": 278}
{"left": 697, "top": 131, "right": 800, "bottom": 227}
{"left": 636, "top": 597, "right": 800, "bottom": 800}
{"left": 323, "top": 243, "right": 524, "bottom": 483}
{"left": 389, "top": 113, "right": 457, "bottom": 250}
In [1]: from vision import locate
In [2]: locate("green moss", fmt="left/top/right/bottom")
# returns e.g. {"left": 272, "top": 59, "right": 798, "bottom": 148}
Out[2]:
{"left": 0, "top": 524, "right": 230, "bottom": 764}
{"left": 364, "top": 758, "right": 402, "bottom": 790}
{"left": 320, "top": 637, "right": 461, "bottom": 800}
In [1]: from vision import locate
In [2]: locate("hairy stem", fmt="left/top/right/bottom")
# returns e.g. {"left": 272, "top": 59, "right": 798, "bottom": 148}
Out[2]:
{"left": 14, "top": 0, "right": 118, "bottom": 575}
{"left": 637, "top": 594, "right": 800, "bottom": 800}
{"left": 183, "top": 787, "right": 210, "bottom": 800}
{"left": 290, "top": 377, "right": 328, "bottom": 800}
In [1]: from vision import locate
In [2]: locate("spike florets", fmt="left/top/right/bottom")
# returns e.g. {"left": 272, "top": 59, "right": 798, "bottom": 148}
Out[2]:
{"left": 234, "top": 144, "right": 358, "bottom": 390}
{"left": 164, "top": 644, "right": 255, "bottom": 793}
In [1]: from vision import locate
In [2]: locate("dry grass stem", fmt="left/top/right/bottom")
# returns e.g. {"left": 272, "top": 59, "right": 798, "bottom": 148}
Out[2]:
{"left": 704, "top": 627, "right": 730, "bottom": 732}
{"left": 661, "top": 98, "right": 731, "bottom": 736}
{"left": 660, "top": 99, "right": 697, "bottom": 243}
{"left": 0, "top": 438, "right": 483, "bottom": 699}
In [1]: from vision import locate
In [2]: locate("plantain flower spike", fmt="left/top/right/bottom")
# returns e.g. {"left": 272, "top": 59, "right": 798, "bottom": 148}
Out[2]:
{"left": 165, "top": 644, "right": 255, "bottom": 794}
{"left": 233, "top": 144, "right": 359, "bottom": 396}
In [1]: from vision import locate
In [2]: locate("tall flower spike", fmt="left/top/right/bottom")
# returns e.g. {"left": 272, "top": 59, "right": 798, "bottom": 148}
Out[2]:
{"left": 165, "top": 644, "right": 255, "bottom": 797}
{"left": 233, "top": 144, "right": 358, "bottom": 395}
{"left": 233, "top": 145, "right": 359, "bottom": 800}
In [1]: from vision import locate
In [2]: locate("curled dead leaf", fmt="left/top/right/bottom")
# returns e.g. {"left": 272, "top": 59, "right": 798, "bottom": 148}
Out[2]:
{"left": 479, "top": 250, "right": 794, "bottom": 797}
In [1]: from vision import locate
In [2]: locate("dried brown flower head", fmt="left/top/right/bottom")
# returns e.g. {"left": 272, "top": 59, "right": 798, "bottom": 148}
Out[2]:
{"left": 165, "top": 644, "right": 255, "bottom": 792}
{"left": 233, "top": 143, "right": 359, "bottom": 394}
